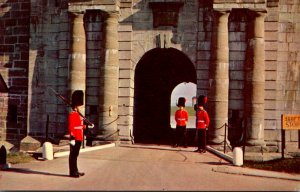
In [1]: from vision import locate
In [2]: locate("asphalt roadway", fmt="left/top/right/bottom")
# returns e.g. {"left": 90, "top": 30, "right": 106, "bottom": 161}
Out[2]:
{"left": 0, "top": 144, "right": 299, "bottom": 191}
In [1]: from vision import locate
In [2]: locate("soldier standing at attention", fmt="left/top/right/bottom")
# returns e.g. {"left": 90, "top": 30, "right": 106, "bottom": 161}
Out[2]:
{"left": 195, "top": 95, "right": 210, "bottom": 153}
{"left": 68, "top": 91, "right": 94, "bottom": 178}
{"left": 173, "top": 97, "right": 188, "bottom": 148}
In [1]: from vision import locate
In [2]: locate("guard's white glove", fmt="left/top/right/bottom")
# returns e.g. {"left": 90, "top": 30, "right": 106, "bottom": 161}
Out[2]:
{"left": 88, "top": 123, "right": 94, "bottom": 129}
{"left": 69, "top": 140, "right": 75, "bottom": 146}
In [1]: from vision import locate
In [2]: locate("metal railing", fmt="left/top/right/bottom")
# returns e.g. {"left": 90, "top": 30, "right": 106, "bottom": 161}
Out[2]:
{"left": 213, "top": 123, "right": 230, "bottom": 153}
{"left": 214, "top": 122, "right": 246, "bottom": 158}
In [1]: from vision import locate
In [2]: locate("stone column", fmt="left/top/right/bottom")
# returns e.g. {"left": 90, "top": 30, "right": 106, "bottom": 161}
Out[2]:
{"left": 69, "top": 11, "right": 86, "bottom": 114}
{"left": 208, "top": 9, "right": 230, "bottom": 144}
{"left": 98, "top": 11, "right": 119, "bottom": 141}
{"left": 244, "top": 10, "right": 267, "bottom": 147}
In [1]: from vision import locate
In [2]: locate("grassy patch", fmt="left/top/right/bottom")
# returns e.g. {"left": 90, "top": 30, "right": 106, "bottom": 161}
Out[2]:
{"left": 7, "top": 152, "right": 36, "bottom": 164}
{"left": 244, "top": 158, "right": 300, "bottom": 174}
{"left": 171, "top": 106, "right": 196, "bottom": 116}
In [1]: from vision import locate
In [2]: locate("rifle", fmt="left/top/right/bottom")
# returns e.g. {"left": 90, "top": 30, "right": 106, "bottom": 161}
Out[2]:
{"left": 48, "top": 87, "right": 94, "bottom": 126}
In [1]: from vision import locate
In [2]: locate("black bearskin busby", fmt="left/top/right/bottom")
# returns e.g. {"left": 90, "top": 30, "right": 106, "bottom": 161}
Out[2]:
{"left": 197, "top": 95, "right": 207, "bottom": 107}
{"left": 177, "top": 97, "right": 186, "bottom": 107}
{"left": 71, "top": 90, "right": 84, "bottom": 108}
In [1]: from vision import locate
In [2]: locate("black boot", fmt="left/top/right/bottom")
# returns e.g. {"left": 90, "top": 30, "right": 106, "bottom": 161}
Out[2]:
{"left": 77, "top": 171, "right": 85, "bottom": 176}
{"left": 70, "top": 172, "right": 80, "bottom": 178}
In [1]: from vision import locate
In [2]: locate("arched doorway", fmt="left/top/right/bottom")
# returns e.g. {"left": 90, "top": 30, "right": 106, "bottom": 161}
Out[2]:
{"left": 134, "top": 48, "right": 196, "bottom": 144}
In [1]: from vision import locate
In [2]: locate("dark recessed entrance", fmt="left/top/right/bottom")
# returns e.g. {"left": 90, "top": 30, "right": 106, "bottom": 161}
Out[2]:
{"left": 134, "top": 48, "right": 197, "bottom": 144}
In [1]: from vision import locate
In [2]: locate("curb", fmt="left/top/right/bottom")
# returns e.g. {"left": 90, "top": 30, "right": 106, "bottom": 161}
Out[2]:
{"left": 207, "top": 145, "right": 300, "bottom": 181}
{"left": 206, "top": 146, "right": 233, "bottom": 163}
{"left": 53, "top": 143, "right": 116, "bottom": 158}
{"left": 212, "top": 166, "right": 300, "bottom": 181}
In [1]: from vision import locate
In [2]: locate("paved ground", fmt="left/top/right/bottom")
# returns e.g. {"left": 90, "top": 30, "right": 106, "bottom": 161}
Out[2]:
{"left": 0, "top": 144, "right": 299, "bottom": 191}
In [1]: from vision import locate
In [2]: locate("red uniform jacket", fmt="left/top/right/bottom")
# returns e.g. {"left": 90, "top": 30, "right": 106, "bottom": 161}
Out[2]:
{"left": 196, "top": 108, "right": 210, "bottom": 129}
{"left": 68, "top": 111, "right": 86, "bottom": 141}
{"left": 175, "top": 109, "right": 188, "bottom": 126}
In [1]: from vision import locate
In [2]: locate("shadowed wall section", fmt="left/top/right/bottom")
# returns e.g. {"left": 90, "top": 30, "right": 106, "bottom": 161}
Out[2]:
{"left": 134, "top": 48, "right": 196, "bottom": 144}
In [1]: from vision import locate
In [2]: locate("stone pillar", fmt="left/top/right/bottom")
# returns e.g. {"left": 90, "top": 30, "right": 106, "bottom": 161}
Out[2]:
{"left": 69, "top": 11, "right": 86, "bottom": 114}
{"left": 98, "top": 11, "right": 119, "bottom": 141}
{"left": 208, "top": 10, "right": 230, "bottom": 144}
{"left": 244, "top": 10, "right": 267, "bottom": 147}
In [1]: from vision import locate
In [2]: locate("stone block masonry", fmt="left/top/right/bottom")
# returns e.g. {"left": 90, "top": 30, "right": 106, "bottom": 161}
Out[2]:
{"left": 0, "top": 0, "right": 299, "bottom": 154}
{"left": 0, "top": 0, "right": 30, "bottom": 145}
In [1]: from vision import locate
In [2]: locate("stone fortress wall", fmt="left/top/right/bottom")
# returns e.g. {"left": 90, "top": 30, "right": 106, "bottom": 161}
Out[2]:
{"left": 0, "top": 0, "right": 299, "bottom": 153}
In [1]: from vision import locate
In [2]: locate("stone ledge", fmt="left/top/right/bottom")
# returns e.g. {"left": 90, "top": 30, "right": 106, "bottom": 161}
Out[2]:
{"left": 54, "top": 142, "right": 116, "bottom": 158}
{"left": 20, "top": 136, "right": 41, "bottom": 152}
{"left": 0, "top": 141, "right": 14, "bottom": 153}
{"left": 212, "top": 165, "right": 300, "bottom": 181}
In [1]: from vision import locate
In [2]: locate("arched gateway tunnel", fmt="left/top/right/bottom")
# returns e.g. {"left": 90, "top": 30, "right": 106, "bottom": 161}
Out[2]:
{"left": 1, "top": 0, "right": 299, "bottom": 155}
{"left": 134, "top": 48, "right": 196, "bottom": 144}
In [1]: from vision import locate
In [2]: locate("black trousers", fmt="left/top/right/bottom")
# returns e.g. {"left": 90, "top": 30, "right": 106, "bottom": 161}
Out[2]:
{"left": 175, "top": 125, "right": 187, "bottom": 146}
{"left": 197, "top": 129, "right": 207, "bottom": 150}
{"left": 69, "top": 140, "right": 82, "bottom": 175}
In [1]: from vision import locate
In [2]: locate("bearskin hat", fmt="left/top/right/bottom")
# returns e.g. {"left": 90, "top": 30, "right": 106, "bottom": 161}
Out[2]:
{"left": 71, "top": 90, "right": 84, "bottom": 108}
{"left": 177, "top": 97, "right": 186, "bottom": 107}
{"left": 197, "top": 95, "right": 208, "bottom": 107}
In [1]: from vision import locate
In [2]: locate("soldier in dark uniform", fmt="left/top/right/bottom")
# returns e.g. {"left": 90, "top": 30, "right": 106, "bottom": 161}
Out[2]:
{"left": 195, "top": 95, "right": 210, "bottom": 153}
{"left": 173, "top": 97, "right": 188, "bottom": 148}
{"left": 68, "top": 91, "right": 94, "bottom": 178}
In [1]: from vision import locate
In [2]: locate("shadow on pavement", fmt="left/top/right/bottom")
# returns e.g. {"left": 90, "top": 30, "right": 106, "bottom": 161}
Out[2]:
{"left": 203, "top": 162, "right": 231, "bottom": 166}
{"left": 4, "top": 168, "right": 69, "bottom": 177}
{"left": 122, "top": 144, "right": 197, "bottom": 152}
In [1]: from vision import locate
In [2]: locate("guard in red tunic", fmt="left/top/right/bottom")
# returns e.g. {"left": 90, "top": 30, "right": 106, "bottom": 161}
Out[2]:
{"left": 68, "top": 91, "right": 94, "bottom": 178}
{"left": 68, "top": 101, "right": 86, "bottom": 178}
{"left": 195, "top": 95, "right": 210, "bottom": 153}
{"left": 173, "top": 97, "right": 188, "bottom": 148}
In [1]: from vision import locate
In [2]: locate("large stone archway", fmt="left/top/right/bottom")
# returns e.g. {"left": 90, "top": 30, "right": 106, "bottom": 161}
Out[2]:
{"left": 134, "top": 48, "right": 196, "bottom": 144}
